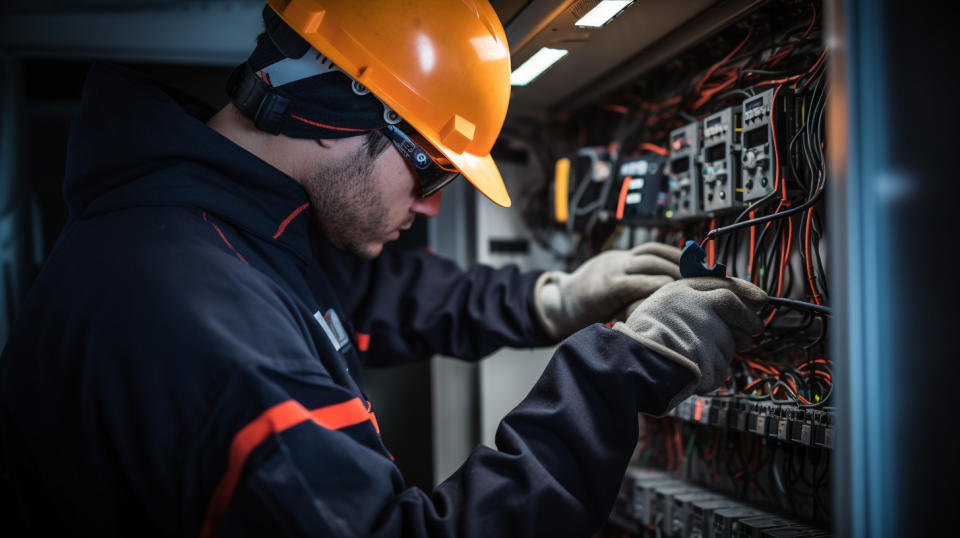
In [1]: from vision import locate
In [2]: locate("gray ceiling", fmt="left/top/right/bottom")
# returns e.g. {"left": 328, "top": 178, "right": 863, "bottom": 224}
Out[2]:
{"left": 0, "top": 0, "right": 763, "bottom": 119}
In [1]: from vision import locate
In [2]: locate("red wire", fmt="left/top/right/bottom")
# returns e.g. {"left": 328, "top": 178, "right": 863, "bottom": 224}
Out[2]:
{"left": 748, "top": 210, "right": 757, "bottom": 281}
{"left": 753, "top": 85, "right": 786, "bottom": 292}
{"left": 798, "top": 49, "right": 828, "bottom": 90}
{"left": 665, "top": 421, "right": 676, "bottom": 471}
{"left": 707, "top": 218, "right": 716, "bottom": 266}
{"left": 692, "top": 68, "right": 741, "bottom": 109}
{"left": 694, "top": 27, "right": 754, "bottom": 97}
{"left": 638, "top": 142, "right": 668, "bottom": 156}
{"left": 705, "top": 432, "right": 720, "bottom": 461}
{"left": 602, "top": 103, "right": 629, "bottom": 115}
{"left": 751, "top": 73, "right": 806, "bottom": 88}
{"left": 743, "top": 378, "right": 765, "bottom": 393}
{"left": 772, "top": 85, "right": 785, "bottom": 199}
{"left": 764, "top": 213, "right": 792, "bottom": 326}
{"left": 801, "top": 1, "right": 818, "bottom": 41}
{"left": 674, "top": 421, "right": 684, "bottom": 467}
{"left": 804, "top": 206, "right": 822, "bottom": 304}
{"left": 747, "top": 360, "right": 778, "bottom": 375}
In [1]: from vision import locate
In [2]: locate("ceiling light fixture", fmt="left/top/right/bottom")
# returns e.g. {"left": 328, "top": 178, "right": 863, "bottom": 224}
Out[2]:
{"left": 510, "top": 47, "right": 569, "bottom": 86}
{"left": 574, "top": 0, "right": 634, "bottom": 28}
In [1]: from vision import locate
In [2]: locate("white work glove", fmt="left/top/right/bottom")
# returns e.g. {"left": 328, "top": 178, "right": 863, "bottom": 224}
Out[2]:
{"left": 614, "top": 277, "right": 767, "bottom": 412}
{"left": 534, "top": 243, "right": 682, "bottom": 339}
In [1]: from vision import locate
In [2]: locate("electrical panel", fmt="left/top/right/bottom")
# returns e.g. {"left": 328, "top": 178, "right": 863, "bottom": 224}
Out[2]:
{"left": 701, "top": 107, "right": 742, "bottom": 213}
{"left": 524, "top": 2, "right": 831, "bottom": 536}
{"left": 559, "top": 146, "right": 614, "bottom": 231}
{"left": 667, "top": 123, "right": 701, "bottom": 219}
{"left": 740, "top": 89, "right": 791, "bottom": 202}
{"left": 612, "top": 154, "right": 668, "bottom": 223}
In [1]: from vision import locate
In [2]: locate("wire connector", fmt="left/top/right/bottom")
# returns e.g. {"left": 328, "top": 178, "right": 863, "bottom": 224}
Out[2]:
{"left": 679, "top": 240, "right": 728, "bottom": 278}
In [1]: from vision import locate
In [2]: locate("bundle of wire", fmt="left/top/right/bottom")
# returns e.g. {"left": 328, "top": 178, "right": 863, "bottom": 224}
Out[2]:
{"left": 635, "top": 416, "right": 832, "bottom": 524}
{"left": 719, "top": 356, "right": 833, "bottom": 407}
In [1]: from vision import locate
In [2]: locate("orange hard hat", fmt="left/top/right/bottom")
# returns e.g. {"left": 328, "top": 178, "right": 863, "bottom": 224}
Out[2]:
{"left": 265, "top": 0, "right": 513, "bottom": 207}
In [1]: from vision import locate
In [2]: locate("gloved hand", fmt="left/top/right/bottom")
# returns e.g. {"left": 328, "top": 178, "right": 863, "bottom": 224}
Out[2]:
{"left": 534, "top": 243, "right": 683, "bottom": 339}
{"left": 614, "top": 277, "right": 767, "bottom": 412}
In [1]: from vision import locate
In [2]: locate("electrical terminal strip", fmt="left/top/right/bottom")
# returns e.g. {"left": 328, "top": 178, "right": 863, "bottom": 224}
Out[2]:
{"left": 667, "top": 395, "right": 833, "bottom": 449}
{"left": 616, "top": 466, "right": 833, "bottom": 538}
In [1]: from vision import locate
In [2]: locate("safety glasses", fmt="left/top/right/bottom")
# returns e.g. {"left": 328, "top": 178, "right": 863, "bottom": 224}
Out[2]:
{"left": 382, "top": 123, "right": 461, "bottom": 199}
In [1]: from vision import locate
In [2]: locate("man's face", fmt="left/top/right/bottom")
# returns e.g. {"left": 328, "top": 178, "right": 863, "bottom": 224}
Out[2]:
{"left": 301, "top": 135, "right": 442, "bottom": 259}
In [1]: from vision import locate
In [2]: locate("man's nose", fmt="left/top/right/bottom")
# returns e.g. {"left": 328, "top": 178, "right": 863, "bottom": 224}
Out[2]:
{"left": 411, "top": 191, "right": 442, "bottom": 217}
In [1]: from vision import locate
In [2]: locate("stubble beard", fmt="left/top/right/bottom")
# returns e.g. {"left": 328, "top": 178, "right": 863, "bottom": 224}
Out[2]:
{"left": 302, "top": 145, "right": 388, "bottom": 259}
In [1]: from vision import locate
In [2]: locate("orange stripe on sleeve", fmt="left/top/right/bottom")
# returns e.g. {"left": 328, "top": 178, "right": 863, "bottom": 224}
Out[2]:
{"left": 200, "top": 397, "right": 374, "bottom": 538}
{"left": 308, "top": 397, "right": 371, "bottom": 431}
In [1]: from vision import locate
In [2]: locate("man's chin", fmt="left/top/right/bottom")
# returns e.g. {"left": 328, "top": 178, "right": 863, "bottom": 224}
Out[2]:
{"left": 326, "top": 233, "right": 387, "bottom": 259}
{"left": 342, "top": 239, "right": 385, "bottom": 260}
{"left": 356, "top": 243, "right": 384, "bottom": 259}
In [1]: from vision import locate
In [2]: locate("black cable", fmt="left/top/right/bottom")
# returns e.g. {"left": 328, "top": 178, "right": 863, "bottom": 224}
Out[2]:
{"left": 706, "top": 184, "right": 824, "bottom": 242}
{"left": 742, "top": 68, "right": 798, "bottom": 76}
{"left": 714, "top": 88, "right": 757, "bottom": 102}
{"left": 768, "top": 296, "right": 831, "bottom": 315}
{"left": 734, "top": 188, "right": 780, "bottom": 225}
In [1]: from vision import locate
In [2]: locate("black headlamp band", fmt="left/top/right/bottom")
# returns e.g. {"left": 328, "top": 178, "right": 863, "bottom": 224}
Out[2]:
{"left": 226, "top": 62, "right": 387, "bottom": 139}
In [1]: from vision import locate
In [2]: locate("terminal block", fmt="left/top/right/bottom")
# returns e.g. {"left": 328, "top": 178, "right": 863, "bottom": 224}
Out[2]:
{"left": 667, "top": 123, "right": 702, "bottom": 219}
{"left": 740, "top": 89, "right": 792, "bottom": 202}
{"left": 701, "top": 107, "right": 742, "bottom": 213}
{"left": 667, "top": 395, "right": 833, "bottom": 450}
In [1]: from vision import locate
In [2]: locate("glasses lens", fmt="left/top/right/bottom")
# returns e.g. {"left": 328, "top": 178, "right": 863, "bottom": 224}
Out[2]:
{"left": 383, "top": 124, "right": 461, "bottom": 198}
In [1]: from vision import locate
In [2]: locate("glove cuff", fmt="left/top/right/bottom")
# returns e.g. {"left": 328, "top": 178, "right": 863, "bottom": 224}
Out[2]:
{"left": 613, "top": 321, "right": 701, "bottom": 415}
{"left": 533, "top": 271, "right": 568, "bottom": 340}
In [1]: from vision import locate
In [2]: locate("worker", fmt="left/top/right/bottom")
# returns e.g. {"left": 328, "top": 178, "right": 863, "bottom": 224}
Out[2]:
{"left": 0, "top": 1, "right": 766, "bottom": 536}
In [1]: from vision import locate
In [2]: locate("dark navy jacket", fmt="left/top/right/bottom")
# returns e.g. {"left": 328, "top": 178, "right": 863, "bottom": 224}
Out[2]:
{"left": 0, "top": 64, "right": 695, "bottom": 537}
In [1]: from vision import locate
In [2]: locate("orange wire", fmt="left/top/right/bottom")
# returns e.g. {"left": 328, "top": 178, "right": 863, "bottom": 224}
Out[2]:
{"left": 764, "top": 213, "right": 794, "bottom": 325}
{"left": 666, "top": 421, "right": 676, "bottom": 471}
{"left": 674, "top": 421, "right": 684, "bottom": 466}
{"left": 705, "top": 432, "right": 720, "bottom": 461}
{"left": 707, "top": 218, "right": 716, "bottom": 266}
{"left": 748, "top": 210, "right": 757, "bottom": 281}
{"left": 638, "top": 142, "right": 668, "bottom": 156}
{"left": 743, "top": 378, "right": 765, "bottom": 393}
{"left": 801, "top": 1, "right": 817, "bottom": 41}
{"left": 804, "top": 206, "right": 822, "bottom": 305}
{"left": 746, "top": 361, "right": 779, "bottom": 379}
{"left": 602, "top": 103, "right": 629, "bottom": 115}
{"left": 694, "top": 27, "right": 754, "bottom": 97}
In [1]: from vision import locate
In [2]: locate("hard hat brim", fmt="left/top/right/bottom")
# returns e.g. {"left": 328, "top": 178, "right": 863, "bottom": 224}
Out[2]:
{"left": 439, "top": 148, "right": 512, "bottom": 208}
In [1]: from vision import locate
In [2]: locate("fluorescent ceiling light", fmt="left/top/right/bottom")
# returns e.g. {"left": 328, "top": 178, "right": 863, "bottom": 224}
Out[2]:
{"left": 510, "top": 47, "right": 569, "bottom": 86}
{"left": 574, "top": 0, "right": 634, "bottom": 28}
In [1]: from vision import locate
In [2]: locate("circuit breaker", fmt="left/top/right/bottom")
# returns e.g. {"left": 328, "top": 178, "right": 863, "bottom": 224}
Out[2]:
{"left": 667, "top": 123, "right": 701, "bottom": 219}
{"left": 740, "top": 89, "right": 791, "bottom": 202}
{"left": 701, "top": 107, "right": 742, "bottom": 213}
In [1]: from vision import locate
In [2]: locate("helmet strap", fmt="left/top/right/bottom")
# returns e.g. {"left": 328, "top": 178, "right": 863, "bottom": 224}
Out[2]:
{"left": 262, "top": 6, "right": 311, "bottom": 59}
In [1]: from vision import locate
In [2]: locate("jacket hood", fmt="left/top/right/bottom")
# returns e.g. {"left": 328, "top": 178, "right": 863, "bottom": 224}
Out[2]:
{"left": 64, "top": 63, "right": 314, "bottom": 260}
